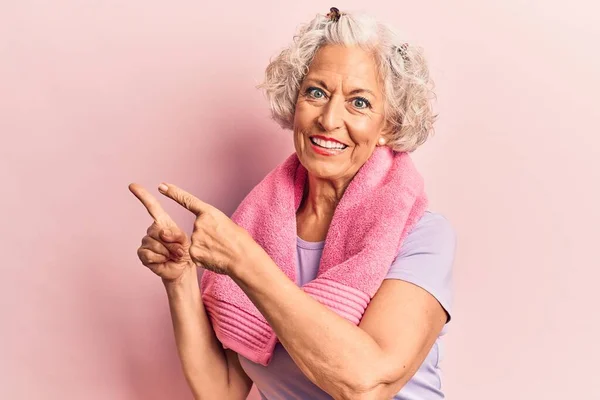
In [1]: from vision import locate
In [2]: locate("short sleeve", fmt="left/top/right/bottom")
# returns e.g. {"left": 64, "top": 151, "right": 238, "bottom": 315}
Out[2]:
{"left": 385, "top": 211, "right": 456, "bottom": 323}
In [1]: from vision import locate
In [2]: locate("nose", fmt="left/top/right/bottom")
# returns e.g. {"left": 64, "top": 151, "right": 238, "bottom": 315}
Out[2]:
{"left": 318, "top": 95, "right": 344, "bottom": 132}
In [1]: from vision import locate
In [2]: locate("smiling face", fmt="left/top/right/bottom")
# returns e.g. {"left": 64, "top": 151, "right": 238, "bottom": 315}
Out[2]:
{"left": 293, "top": 44, "right": 389, "bottom": 182}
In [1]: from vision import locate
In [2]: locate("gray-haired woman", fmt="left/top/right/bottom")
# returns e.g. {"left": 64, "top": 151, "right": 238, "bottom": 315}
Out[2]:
{"left": 130, "top": 7, "right": 455, "bottom": 400}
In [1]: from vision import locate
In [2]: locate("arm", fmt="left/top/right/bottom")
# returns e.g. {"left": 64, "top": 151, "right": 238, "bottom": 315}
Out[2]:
{"left": 164, "top": 265, "right": 253, "bottom": 400}
{"left": 152, "top": 183, "right": 451, "bottom": 399}
{"left": 231, "top": 247, "right": 447, "bottom": 400}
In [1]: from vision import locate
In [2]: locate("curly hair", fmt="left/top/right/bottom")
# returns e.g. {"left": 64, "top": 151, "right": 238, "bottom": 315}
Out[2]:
{"left": 258, "top": 10, "right": 438, "bottom": 152}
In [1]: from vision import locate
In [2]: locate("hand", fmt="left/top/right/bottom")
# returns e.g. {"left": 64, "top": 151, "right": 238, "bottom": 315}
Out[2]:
{"left": 157, "top": 182, "right": 255, "bottom": 276}
{"left": 129, "top": 183, "right": 194, "bottom": 282}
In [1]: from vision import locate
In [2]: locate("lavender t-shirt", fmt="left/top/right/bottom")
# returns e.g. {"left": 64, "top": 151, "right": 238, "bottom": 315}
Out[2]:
{"left": 238, "top": 211, "right": 456, "bottom": 400}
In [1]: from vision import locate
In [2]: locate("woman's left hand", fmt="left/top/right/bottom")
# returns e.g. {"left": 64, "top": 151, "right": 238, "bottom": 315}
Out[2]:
{"left": 157, "top": 182, "right": 256, "bottom": 276}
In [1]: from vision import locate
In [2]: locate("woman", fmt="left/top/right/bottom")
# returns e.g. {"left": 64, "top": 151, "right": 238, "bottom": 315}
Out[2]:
{"left": 129, "top": 7, "right": 455, "bottom": 400}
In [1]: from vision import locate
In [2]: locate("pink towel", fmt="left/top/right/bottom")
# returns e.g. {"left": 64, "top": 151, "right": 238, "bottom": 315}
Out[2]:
{"left": 200, "top": 146, "right": 428, "bottom": 366}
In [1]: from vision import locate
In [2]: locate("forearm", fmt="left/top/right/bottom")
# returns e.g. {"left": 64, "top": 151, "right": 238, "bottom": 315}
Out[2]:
{"left": 163, "top": 265, "right": 230, "bottom": 400}
{"left": 231, "top": 248, "right": 387, "bottom": 399}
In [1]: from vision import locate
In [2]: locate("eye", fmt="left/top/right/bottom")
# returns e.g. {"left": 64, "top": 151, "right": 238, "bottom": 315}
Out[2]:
{"left": 352, "top": 97, "right": 371, "bottom": 109}
{"left": 306, "top": 87, "right": 326, "bottom": 99}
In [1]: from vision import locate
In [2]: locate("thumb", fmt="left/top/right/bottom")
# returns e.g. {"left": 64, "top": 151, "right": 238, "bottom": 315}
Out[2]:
{"left": 160, "top": 228, "right": 187, "bottom": 245}
{"left": 159, "top": 228, "right": 190, "bottom": 260}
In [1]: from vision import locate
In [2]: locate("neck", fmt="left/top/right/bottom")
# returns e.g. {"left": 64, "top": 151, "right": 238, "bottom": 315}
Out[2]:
{"left": 298, "top": 173, "right": 352, "bottom": 219}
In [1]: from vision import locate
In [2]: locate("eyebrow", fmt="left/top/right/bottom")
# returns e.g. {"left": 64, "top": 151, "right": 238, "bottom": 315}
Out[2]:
{"left": 304, "top": 78, "right": 377, "bottom": 99}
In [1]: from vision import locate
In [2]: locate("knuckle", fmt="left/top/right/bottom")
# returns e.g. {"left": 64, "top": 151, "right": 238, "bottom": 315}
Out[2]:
{"left": 146, "top": 224, "right": 156, "bottom": 236}
{"left": 148, "top": 224, "right": 163, "bottom": 239}
{"left": 195, "top": 213, "right": 212, "bottom": 227}
{"left": 189, "top": 245, "right": 204, "bottom": 261}
{"left": 203, "top": 211, "right": 215, "bottom": 222}
{"left": 182, "top": 194, "right": 193, "bottom": 209}
{"left": 137, "top": 248, "right": 148, "bottom": 264}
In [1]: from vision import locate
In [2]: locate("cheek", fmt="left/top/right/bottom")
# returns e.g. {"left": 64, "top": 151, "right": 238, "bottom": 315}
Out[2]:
{"left": 292, "top": 104, "right": 311, "bottom": 151}
{"left": 293, "top": 101, "right": 314, "bottom": 126}
{"left": 349, "top": 118, "right": 382, "bottom": 146}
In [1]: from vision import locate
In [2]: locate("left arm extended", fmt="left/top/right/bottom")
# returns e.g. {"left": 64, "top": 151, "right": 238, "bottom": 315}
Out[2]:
{"left": 231, "top": 246, "right": 447, "bottom": 400}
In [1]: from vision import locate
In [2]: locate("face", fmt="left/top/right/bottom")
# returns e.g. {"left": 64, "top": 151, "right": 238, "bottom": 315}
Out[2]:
{"left": 293, "top": 44, "right": 389, "bottom": 183}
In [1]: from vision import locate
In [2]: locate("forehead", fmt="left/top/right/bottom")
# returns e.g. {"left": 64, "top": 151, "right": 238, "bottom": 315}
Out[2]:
{"left": 306, "top": 44, "right": 381, "bottom": 90}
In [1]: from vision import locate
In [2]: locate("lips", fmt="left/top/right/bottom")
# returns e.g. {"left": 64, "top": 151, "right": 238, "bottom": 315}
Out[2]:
{"left": 309, "top": 135, "right": 348, "bottom": 147}
{"left": 310, "top": 139, "right": 348, "bottom": 154}
{"left": 308, "top": 136, "right": 348, "bottom": 157}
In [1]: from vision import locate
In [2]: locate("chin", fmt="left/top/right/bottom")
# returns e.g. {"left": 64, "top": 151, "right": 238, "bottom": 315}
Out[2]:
{"left": 305, "top": 160, "right": 342, "bottom": 179}
{"left": 296, "top": 142, "right": 348, "bottom": 178}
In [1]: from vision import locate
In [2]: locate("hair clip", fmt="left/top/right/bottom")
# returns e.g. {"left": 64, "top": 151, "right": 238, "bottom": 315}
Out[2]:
{"left": 326, "top": 7, "right": 341, "bottom": 22}
{"left": 397, "top": 42, "right": 410, "bottom": 64}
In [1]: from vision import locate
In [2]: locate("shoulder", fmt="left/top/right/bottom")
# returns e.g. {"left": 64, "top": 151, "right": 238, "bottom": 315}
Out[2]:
{"left": 385, "top": 211, "right": 457, "bottom": 321}
{"left": 398, "top": 211, "right": 457, "bottom": 258}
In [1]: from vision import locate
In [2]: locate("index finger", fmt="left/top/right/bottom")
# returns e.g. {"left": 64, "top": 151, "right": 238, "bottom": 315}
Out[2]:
{"left": 129, "top": 183, "right": 173, "bottom": 224}
{"left": 158, "top": 182, "right": 209, "bottom": 216}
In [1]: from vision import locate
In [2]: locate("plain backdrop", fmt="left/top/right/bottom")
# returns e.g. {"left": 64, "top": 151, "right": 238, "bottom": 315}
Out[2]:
{"left": 1, "top": 1, "right": 598, "bottom": 399}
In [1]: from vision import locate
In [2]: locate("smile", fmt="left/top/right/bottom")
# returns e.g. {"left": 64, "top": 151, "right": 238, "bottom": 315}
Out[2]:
{"left": 309, "top": 136, "right": 348, "bottom": 150}
{"left": 308, "top": 136, "right": 348, "bottom": 156}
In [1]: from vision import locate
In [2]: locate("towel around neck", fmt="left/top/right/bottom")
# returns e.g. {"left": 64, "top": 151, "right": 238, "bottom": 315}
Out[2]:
{"left": 200, "top": 146, "right": 428, "bottom": 365}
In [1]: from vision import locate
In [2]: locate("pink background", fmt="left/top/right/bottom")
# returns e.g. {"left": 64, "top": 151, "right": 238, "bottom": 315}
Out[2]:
{"left": 1, "top": 1, "right": 598, "bottom": 399}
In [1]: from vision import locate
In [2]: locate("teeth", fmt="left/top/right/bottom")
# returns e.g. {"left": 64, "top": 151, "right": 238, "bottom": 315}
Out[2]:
{"left": 311, "top": 137, "right": 347, "bottom": 149}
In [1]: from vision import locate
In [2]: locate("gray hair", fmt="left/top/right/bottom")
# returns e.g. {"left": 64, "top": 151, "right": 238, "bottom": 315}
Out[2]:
{"left": 258, "top": 10, "right": 438, "bottom": 152}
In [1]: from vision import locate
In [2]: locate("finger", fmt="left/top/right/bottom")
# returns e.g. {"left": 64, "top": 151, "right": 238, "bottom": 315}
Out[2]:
{"left": 144, "top": 234, "right": 186, "bottom": 258}
{"left": 147, "top": 224, "right": 186, "bottom": 247}
{"left": 147, "top": 224, "right": 185, "bottom": 247}
{"left": 160, "top": 228, "right": 187, "bottom": 245}
{"left": 158, "top": 183, "right": 209, "bottom": 216}
{"left": 146, "top": 222, "right": 164, "bottom": 239}
{"left": 137, "top": 248, "right": 168, "bottom": 265}
{"left": 141, "top": 235, "right": 171, "bottom": 258}
{"left": 129, "top": 183, "right": 174, "bottom": 224}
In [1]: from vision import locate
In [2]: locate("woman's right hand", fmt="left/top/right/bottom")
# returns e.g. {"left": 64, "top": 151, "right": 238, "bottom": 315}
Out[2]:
{"left": 129, "top": 183, "right": 193, "bottom": 282}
